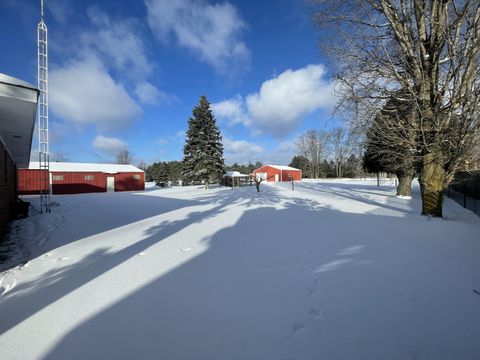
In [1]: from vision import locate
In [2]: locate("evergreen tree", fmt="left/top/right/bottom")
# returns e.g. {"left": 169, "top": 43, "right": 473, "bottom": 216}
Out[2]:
{"left": 289, "top": 155, "right": 309, "bottom": 178}
{"left": 182, "top": 96, "right": 225, "bottom": 188}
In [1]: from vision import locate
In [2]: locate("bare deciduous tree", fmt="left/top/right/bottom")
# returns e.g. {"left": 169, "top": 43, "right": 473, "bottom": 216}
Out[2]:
{"left": 329, "top": 127, "right": 357, "bottom": 178}
{"left": 315, "top": 0, "right": 480, "bottom": 217}
{"left": 252, "top": 173, "right": 266, "bottom": 192}
{"left": 116, "top": 149, "right": 131, "bottom": 164}
{"left": 297, "top": 130, "right": 329, "bottom": 178}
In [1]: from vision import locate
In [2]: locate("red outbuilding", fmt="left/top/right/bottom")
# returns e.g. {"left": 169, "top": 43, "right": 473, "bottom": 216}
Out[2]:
{"left": 18, "top": 162, "right": 145, "bottom": 195}
{"left": 253, "top": 165, "right": 302, "bottom": 182}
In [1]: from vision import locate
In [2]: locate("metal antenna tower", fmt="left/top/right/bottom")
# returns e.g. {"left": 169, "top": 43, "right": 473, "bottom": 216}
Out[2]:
{"left": 38, "top": 0, "right": 51, "bottom": 213}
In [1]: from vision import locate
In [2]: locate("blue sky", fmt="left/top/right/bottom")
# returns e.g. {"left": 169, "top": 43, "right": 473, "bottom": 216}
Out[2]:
{"left": 1, "top": 0, "right": 337, "bottom": 165}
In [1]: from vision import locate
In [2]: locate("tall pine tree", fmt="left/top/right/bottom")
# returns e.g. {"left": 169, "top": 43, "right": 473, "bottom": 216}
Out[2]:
{"left": 182, "top": 96, "right": 225, "bottom": 189}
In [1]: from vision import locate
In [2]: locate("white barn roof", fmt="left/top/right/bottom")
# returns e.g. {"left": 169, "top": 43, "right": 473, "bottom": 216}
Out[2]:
{"left": 264, "top": 165, "right": 300, "bottom": 171}
{"left": 224, "top": 171, "right": 250, "bottom": 177}
{"left": 29, "top": 162, "right": 144, "bottom": 173}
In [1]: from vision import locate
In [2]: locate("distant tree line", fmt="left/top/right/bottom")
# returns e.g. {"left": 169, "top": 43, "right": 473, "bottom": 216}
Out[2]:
{"left": 144, "top": 161, "right": 183, "bottom": 185}
{"left": 292, "top": 127, "right": 363, "bottom": 179}
{"left": 289, "top": 155, "right": 363, "bottom": 179}
{"left": 226, "top": 162, "right": 263, "bottom": 175}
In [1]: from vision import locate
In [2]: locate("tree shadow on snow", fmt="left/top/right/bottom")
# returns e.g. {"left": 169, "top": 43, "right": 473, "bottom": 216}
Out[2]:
{"left": 295, "top": 181, "right": 418, "bottom": 216}
{"left": 24, "top": 187, "right": 479, "bottom": 360}
{"left": 0, "top": 186, "right": 286, "bottom": 335}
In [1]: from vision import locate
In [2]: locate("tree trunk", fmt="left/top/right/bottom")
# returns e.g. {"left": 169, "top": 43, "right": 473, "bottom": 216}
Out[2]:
{"left": 205, "top": 179, "right": 209, "bottom": 190}
{"left": 396, "top": 172, "right": 413, "bottom": 197}
{"left": 336, "top": 162, "right": 343, "bottom": 178}
{"left": 419, "top": 151, "right": 445, "bottom": 217}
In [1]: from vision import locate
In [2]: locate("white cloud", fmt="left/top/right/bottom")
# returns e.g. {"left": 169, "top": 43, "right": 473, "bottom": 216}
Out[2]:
{"left": 262, "top": 139, "right": 298, "bottom": 165}
{"left": 134, "top": 81, "right": 173, "bottom": 105}
{"left": 92, "top": 135, "right": 129, "bottom": 155}
{"left": 213, "top": 65, "right": 335, "bottom": 137}
{"left": 145, "top": 0, "right": 250, "bottom": 74}
{"left": 212, "top": 95, "right": 250, "bottom": 126}
{"left": 223, "top": 137, "right": 264, "bottom": 164}
{"left": 50, "top": 56, "right": 142, "bottom": 131}
{"left": 49, "top": 8, "right": 173, "bottom": 127}
{"left": 47, "top": 0, "right": 74, "bottom": 24}
{"left": 176, "top": 130, "right": 186, "bottom": 141}
{"left": 83, "top": 7, "right": 153, "bottom": 79}
{"left": 246, "top": 65, "right": 334, "bottom": 136}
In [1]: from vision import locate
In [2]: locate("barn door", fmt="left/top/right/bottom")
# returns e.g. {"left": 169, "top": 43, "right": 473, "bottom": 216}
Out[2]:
{"left": 274, "top": 174, "right": 279, "bottom": 182}
{"left": 106, "top": 177, "right": 115, "bottom": 192}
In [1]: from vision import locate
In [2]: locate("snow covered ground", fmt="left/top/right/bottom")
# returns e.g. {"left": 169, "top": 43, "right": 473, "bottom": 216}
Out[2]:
{"left": 1, "top": 179, "right": 480, "bottom": 360}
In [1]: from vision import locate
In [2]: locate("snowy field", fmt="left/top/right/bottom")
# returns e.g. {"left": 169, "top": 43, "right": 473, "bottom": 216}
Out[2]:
{"left": 1, "top": 179, "right": 480, "bottom": 360}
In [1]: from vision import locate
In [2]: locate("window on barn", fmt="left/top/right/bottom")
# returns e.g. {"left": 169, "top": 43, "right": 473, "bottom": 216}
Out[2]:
{"left": 133, "top": 174, "right": 141, "bottom": 180}
{"left": 84, "top": 175, "right": 94, "bottom": 181}
{"left": 52, "top": 175, "right": 64, "bottom": 181}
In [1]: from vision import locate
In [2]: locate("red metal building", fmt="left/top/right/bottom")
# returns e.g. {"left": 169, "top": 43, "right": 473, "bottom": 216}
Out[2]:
{"left": 253, "top": 165, "right": 302, "bottom": 182}
{"left": 18, "top": 162, "right": 145, "bottom": 195}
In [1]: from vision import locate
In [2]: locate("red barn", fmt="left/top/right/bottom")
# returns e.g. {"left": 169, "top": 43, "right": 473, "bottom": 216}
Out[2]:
{"left": 18, "top": 162, "right": 145, "bottom": 195}
{"left": 253, "top": 165, "right": 302, "bottom": 182}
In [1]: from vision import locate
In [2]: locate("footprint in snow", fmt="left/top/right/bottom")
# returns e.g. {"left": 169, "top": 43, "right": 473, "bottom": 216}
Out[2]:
{"left": 292, "top": 324, "right": 307, "bottom": 334}
{"left": 53, "top": 257, "right": 70, "bottom": 262}
{"left": 307, "top": 287, "right": 320, "bottom": 296}
{"left": 309, "top": 308, "right": 322, "bottom": 320}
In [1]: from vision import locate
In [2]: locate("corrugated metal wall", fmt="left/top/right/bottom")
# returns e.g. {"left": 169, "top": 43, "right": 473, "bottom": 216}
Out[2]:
{"left": 17, "top": 169, "right": 48, "bottom": 195}
{"left": 18, "top": 170, "right": 145, "bottom": 195}
{"left": 253, "top": 166, "right": 301, "bottom": 182}
{"left": 281, "top": 170, "right": 302, "bottom": 181}
{"left": 114, "top": 172, "right": 145, "bottom": 191}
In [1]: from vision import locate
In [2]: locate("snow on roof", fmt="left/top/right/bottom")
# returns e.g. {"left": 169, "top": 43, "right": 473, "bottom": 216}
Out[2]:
{"left": 224, "top": 171, "right": 250, "bottom": 177}
{"left": 0, "top": 73, "right": 37, "bottom": 90}
{"left": 265, "top": 165, "right": 300, "bottom": 171}
{"left": 29, "top": 162, "right": 144, "bottom": 173}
